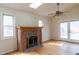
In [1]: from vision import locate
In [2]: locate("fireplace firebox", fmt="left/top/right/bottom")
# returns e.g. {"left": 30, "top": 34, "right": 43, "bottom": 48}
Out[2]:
{"left": 16, "top": 26, "right": 42, "bottom": 51}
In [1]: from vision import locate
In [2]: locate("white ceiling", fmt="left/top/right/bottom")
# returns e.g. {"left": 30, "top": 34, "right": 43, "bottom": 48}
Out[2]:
{"left": 0, "top": 3, "right": 78, "bottom": 16}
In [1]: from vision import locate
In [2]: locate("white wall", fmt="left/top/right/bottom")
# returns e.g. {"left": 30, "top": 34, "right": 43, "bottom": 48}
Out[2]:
{"left": 0, "top": 6, "right": 51, "bottom": 54}
{"left": 51, "top": 5, "right": 79, "bottom": 43}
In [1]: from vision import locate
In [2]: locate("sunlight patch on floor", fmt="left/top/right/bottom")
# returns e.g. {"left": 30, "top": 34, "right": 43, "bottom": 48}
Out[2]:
{"left": 48, "top": 42, "right": 63, "bottom": 46}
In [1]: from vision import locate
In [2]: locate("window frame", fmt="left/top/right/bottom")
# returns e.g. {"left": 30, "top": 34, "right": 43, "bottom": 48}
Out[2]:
{"left": 70, "top": 21, "right": 79, "bottom": 40}
{"left": 38, "top": 20, "right": 43, "bottom": 27}
{"left": 60, "top": 20, "right": 79, "bottom": 40}
{"left": 1, "top": 12, "right": 16, "bottom": 40}
{"left": 59, "top": 22, "right": 68, "bottom": 39}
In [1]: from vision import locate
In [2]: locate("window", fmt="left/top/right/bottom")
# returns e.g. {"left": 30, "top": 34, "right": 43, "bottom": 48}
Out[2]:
{"left": 38, "top": 20, "right": 43, "bottom": 27}
{"left": 60, "top": 23, "right": 68, "bottom": 39}
{"left": 70, "top": 21, "right": 79, "bottom": 40}
{"left": 2, "top": 14, "right": 15, "bottom": 39}
{"left": 60, "top": 21, "right": 79, "bottom": 40}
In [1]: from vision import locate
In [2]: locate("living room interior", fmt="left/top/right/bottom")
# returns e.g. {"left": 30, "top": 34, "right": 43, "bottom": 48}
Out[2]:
{"left": 0, "top": 3, "right": 79, "bottom": 55}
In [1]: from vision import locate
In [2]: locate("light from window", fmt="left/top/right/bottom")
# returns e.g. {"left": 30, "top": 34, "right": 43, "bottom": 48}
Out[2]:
{"left": 3, "top": 14, "right": 15, "bottom": 38}
{"left": 60, "top": 23, "right": 68, "bottom": 39}
{"left": 70, "top": 21, "right": 79, "bottom": 40}
{"left": 38, "top": 20, "right": 43, "bottom": 27}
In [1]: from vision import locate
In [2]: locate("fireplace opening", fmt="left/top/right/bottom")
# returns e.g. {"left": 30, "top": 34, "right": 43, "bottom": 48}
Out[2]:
{"left": 24, "top": 32, "right": 39, "bottom": 50}
{"left": 29, "top": 36, "right": 38, "bottom": 48}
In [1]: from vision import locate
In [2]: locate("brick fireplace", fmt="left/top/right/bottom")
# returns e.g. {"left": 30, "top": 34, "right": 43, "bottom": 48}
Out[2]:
{"left": 16, "top": 26, "right": 42, "bottom": 51}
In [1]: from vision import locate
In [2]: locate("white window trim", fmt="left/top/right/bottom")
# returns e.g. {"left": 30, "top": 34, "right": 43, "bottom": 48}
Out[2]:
{"left": 1, "top": 12, "right": 16, "bottom": 40}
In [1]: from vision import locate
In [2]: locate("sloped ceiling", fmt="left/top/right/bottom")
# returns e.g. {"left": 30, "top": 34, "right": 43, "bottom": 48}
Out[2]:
{"left": 0, "top": 3, "right": 78, "bottom": 16}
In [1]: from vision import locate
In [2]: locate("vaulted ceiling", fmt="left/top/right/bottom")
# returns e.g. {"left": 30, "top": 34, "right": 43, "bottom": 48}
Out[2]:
{"left": 0, "top": 3, "right": 78, "bottom": 16}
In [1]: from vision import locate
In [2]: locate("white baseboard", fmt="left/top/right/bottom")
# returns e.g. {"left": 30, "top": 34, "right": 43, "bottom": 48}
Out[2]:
{"left": 51, "top": 39, "right": 79, "bottom": 44}
{"left": 0, "top": 48, "right": 17, "bottom": 55}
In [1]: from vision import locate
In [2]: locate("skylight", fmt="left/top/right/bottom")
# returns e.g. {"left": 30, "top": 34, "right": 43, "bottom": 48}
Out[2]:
{"left": 29, "top": 3, "right": 42, "bottom": 9}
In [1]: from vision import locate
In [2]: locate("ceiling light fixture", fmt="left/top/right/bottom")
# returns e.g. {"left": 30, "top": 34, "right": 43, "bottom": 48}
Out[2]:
{"left": 29, "top": 3, "right": 42, "bottom": 9}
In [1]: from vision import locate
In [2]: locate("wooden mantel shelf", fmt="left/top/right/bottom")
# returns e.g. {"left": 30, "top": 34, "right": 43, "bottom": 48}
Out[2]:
{"left": 16, "top": 26, "right": 43, "bottom": 29}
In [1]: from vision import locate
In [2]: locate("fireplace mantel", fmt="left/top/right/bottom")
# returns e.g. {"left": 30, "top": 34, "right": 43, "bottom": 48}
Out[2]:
{"left": 16, "top": 26, "right": 42, "bottom": 51}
